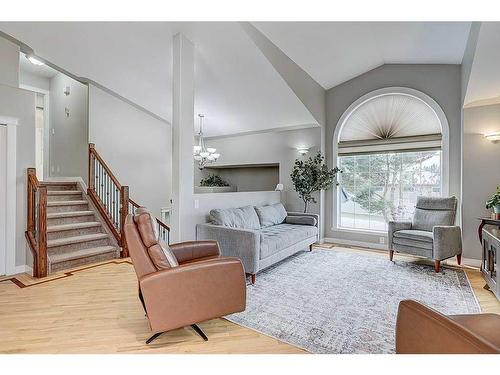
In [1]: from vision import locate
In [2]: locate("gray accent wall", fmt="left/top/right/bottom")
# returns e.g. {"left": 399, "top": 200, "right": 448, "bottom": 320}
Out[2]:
{"left": 325, "top": 64, "right": 462, "bottom": 245}
{"left": 462, "top": 103, "right": 500, "bottom": 260}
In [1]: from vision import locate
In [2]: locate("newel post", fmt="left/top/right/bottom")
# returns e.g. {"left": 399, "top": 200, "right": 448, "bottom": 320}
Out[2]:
{"left": 120, "top": 185, "right": 129, "bottom": 258}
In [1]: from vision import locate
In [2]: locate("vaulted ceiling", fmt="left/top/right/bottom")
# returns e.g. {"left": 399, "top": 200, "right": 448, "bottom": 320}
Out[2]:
{"left": 0, "top": 22, "right": 474, "bottom": 136}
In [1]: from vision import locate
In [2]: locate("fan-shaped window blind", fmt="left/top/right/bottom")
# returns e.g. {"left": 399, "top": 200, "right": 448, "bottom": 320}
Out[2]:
{"left": 339, "top": 93, "right": 442, "bottom": 155}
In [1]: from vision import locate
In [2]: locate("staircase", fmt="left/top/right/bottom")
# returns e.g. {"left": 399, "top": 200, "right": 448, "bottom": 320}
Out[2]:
{"left": 45, "top": 181, "right": 120, "bottom": 273}
{"left": 26, "top": 143, "right": 170, "bottom": 278}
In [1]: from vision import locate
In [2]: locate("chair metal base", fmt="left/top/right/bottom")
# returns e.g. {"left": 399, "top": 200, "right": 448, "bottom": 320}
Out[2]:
{"left": 145, "top": 324, "right": 208, "bottom": 344}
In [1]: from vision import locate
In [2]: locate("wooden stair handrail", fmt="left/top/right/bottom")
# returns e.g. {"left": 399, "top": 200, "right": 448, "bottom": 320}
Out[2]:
{"left": 25, "top": 168, "right": 48, "bottom": 278}
{"left": 88, "top": 143, "right": 170, "bottom": 259}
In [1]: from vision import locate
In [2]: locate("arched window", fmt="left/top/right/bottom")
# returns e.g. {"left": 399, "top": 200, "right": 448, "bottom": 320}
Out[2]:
{"left": 333, "top": 87, "right": 449, "bottom": 233}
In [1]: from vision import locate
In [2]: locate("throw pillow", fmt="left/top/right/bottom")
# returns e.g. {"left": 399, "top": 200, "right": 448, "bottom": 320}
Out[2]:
{"left": 255, "top": 203, "right": 287, "bottom": 227}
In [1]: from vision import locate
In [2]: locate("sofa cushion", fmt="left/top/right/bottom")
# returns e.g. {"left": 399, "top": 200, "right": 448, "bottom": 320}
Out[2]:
{"left": 255, "top": 203, "right": 287, "bottom": 227}
{"left": 285, "top": 215, "right": 317, "bottom": 226}
{"left": 393, "top": 237, "right": 433, "bottom": 250}
{"left": 393, "top": 229, "right": 433, "bottom": 243}
{"left": 260, "top": 223, "right": 318, "bottom": 259}
{"left": 209, "top": 206, "right": 260, "bottom": 230}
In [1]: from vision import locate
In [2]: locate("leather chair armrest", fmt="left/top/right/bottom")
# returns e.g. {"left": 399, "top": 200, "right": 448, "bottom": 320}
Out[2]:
{"left": 396, "top": 300, "right": 497, "bottom": 353}
{"left": 432, "top": 225, "right": 462, "bottom": 260}
{"left": 169, "top": 240, "right": 221, "bottom": 264}
{"left": 140, "top": 257, "right": 246, "bottom": 334}
{"left": 388, "top": 221, "right": 412, "bottom": 248}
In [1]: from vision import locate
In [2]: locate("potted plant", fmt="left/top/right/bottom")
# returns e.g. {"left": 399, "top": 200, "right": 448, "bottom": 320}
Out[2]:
{"left": 486, "top": 186, "right": 500, "bottom": 219}
{"left": 290, "top": 152, "right": 341, "bottom": 213}
{"left": 195, "top": 174, "right": 236, "bottom": 194}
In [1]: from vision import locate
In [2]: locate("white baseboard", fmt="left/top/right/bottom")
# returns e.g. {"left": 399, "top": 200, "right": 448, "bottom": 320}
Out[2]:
{"left": 13, "top": 264, "right": 32, "bottom": 276}
{"left": 321, "top": 237, "right": 482, "bottom": 268}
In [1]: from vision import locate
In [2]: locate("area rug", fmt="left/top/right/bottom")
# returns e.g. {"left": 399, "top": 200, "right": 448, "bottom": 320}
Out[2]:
{"left": 226, "top": 248, "right": 480, "bottom": 354}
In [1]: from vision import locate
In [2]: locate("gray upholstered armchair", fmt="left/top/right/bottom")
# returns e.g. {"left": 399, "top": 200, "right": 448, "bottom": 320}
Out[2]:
{"left": 388, "top": 196, "right": 462, "bottom": 273}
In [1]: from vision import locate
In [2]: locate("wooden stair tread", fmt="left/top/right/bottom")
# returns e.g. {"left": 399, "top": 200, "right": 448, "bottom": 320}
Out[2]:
{"left": 47, "top": 191, "right": 82, "bottom": 195}
{"left": 47, "top": 233, "right": 109, "bottom": 248}
{"left": 47, "top": 210, "right": 94, "bottom": 219}
{"left": 39, "top": 181, "right": 77, "bottom": 186}
{"left": 47, "top": 200, "right": 88, "bottom": 206}
{"left": 47, "top": 222, "right": 102, "bottom": 233}
{"left": 49, "top": 246, "right": 117, "bottom": 263}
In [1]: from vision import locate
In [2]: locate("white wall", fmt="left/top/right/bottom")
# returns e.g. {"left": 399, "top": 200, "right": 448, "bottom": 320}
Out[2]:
{"left": 462, "top": 103, "right": 500, "bottom": 260}
{"left": 0, "top": 125, "right": 6, "bottom": 274}
{"left": 49, "top": 73, "right": 88, "bottom": 181}
{"left": 0, "top": 37, "right": 19, "bottom": 87}
{"left": 0, "top": 84, "right": 36, "bottom": 268}
{"left": 325, "top": 64, "right": 462, "bottom": 245}
{"left": 202, "top": 127, "right": 321, "bottom": 213}
{"left": 88, "top": 84, "right": 172, "bottom": 218}
{"left": 20, "top": 70, "right": 50, "bottom": 92}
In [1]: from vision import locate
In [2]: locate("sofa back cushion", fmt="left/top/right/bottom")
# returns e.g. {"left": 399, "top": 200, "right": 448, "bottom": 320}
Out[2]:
{"left": 412, "top": 196, "right": 457, "bottom": 232}
{"left": 209, "top": 205, "right": 260, "bottom": 230}
{"left": 255, "top": 203, "right": 287, "bottom": 227}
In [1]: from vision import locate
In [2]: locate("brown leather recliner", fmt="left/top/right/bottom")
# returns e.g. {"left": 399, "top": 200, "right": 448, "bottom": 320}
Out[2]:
{"left": 396, "top": 300, "right": 500, "bottom": 353}
{"left": 124, "top": 212, "right": 246, "bottom": 344}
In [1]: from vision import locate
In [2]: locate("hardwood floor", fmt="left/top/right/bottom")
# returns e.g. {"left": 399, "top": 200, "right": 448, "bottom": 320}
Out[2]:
{"left": 0, "top": 245, "right": 498, "bottom": 353}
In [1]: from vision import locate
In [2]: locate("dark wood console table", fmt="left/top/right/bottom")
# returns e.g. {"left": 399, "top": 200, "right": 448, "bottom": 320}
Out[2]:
{"left": 477, "top": 217, "right": 500, "bottom": 243}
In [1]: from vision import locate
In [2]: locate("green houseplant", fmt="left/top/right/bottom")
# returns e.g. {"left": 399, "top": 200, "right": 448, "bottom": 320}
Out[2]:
{"left": 486, "top": 186, "right": 500, "bottom": 214}
{"left": 290, "top": 152, "right": 341, "bottom": 213}
{"left": 199, "top": 174, "right": 230, "bottom": 187}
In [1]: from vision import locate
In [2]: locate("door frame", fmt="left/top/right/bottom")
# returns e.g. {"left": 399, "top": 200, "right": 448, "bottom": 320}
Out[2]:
{"left": 0, "top": 116, "right": 18, "bottom": 276}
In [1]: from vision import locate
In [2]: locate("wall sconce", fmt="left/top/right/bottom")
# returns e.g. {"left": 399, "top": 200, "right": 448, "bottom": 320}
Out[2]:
{"left": 297, "top": 147, "right": 310, "bottom": 155}
{"left": 485, "top": 132, "right": 500, "bottom": 143}
{"left": 64, "top": 86, "right": 70, "bottom": 96}
{"left": 275, "top": 183, "right": 284, "bottom": 191}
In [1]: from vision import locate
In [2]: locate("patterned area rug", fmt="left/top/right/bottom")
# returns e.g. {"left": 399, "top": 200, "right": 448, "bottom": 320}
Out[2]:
{"left": 226, "top": 248, "right": 480, "bottom": 354}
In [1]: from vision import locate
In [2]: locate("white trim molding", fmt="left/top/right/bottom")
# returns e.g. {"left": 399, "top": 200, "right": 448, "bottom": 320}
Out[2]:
{"left": 331, "top": 87, "right": 451, "bottom": 236}
{"left": 0, "top": 116, "right": 19, "bottom": 276}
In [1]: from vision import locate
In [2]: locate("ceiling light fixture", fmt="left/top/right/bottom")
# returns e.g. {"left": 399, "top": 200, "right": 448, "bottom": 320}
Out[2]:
{"left": 193, "top": 114, "right": 220, "bottom": 169}
{"left": 27, "top": 55, "right": 45, "bottom": 66}
{"left": 485, "top": 132, "right": 500, "bottom": 143}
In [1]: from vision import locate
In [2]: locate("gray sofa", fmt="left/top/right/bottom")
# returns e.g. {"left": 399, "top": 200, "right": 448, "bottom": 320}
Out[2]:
{"left": 388, "top": 196, "right": 462, "bottom": 273}
{"left": 196, "top": 203, "right": 319, "bottom": 283}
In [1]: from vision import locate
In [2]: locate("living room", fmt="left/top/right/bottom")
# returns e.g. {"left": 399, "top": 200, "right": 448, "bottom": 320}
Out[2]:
{"left": 0, "top": 1, "right": 499, "bottom": 373}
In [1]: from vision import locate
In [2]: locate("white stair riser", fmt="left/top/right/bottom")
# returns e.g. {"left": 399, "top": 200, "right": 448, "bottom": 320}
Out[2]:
{"left": 49, "top": 250, "right": 118, "bottom": 273}
{"left": 47, "top": 226, "right": 103, "bottom": 241}
{"left": 47, "top": 203, "right": 89, "bottom": 213}
{"left": 48, "top": 237, "right": 112, "bottom": 255}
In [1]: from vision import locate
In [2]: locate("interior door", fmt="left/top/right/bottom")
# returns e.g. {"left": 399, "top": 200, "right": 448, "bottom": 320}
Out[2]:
{"left": 0, "top": 125, "right": 7, "bottom": 276}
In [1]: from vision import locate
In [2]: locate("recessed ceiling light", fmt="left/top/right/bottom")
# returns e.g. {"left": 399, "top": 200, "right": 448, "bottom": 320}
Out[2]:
{"left": 27, "top": 55, "right": 45, "bottom": 66}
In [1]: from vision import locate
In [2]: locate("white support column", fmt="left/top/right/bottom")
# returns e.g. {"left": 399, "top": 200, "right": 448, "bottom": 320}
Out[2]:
{"left": 0, "top": 116, "right": 19, "bottom": 275}
{"left": 171, "top": 33, "right": 195, "bottom": 242}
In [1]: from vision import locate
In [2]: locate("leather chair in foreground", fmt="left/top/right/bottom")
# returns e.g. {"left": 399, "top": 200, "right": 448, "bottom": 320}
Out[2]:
{"left": 396, "top": 300, "right": 500, "bottom": 353}
{"left": 124, "top": 210, "right": 246, "bottom": 344}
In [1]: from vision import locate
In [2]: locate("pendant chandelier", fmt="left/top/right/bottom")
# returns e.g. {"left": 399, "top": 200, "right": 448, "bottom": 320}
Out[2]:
{"left": 193, "top": 114, "right": 220, "bottom": 169}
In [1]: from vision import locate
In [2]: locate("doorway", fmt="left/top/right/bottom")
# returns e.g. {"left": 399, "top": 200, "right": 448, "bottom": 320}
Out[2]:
{"left": 35, "top": 93, "right": 45, "bottom": 180}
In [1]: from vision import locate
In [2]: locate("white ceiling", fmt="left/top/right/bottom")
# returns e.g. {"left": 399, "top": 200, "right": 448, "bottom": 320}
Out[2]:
{"left": 1, "top": 22, "right": 474, "bottom": 136}
{"left": 0, "top": 22, "right": 315, "bottom": 136}
{"left": 464, "top": 22, "right": 500, "bottom": 106}
{"left": 253, "top": 22, "right": 472, "bottom": 89}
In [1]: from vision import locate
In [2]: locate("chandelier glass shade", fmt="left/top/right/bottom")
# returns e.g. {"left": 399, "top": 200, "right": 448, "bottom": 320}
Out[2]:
{"left": 193, "top": 114, "right": 220, "bottom": 169}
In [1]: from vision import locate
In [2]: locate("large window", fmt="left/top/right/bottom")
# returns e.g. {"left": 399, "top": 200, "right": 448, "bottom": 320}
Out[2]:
{"left": 339, "top": 150, "right": 441, "bottom": 232}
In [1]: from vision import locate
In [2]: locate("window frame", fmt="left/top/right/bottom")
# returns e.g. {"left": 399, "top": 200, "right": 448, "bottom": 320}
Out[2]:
{"left": 331, "top": 87, "right": 450, "bottom": 235}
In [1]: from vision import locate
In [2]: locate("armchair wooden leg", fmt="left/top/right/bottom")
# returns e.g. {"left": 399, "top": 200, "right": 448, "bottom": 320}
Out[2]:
{"left": 434, "top": 260, "right": 441, "bottom": 273}
{"left": 251, "top": 274, "right": 256, "bottom": 284}
{"left": 389, "top": 250, "right": 394, "bottom": 262}
{"left": 456, "top": 254, "right": 462, "bottom": 265}
{"left": 309, "top": 244, "right": 313, "bottom": 252}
